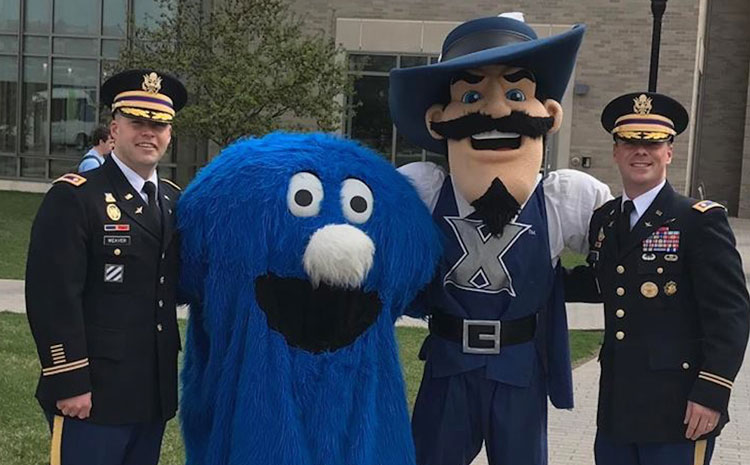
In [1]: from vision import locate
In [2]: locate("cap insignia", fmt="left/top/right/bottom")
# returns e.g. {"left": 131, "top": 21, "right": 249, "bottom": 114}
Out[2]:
{"left": 633, "top": 94, "right": 653, "bottom": 115}
{"left": 142, "top": 72, "right": 162, "bottom": 94}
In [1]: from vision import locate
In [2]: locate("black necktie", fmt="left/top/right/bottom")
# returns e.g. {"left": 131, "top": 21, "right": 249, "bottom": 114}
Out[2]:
{"left": 617, "top": 200, "right": 635, "bottom": 250}
{"left": 143, "top": 181, "right": 162, "bottom": 231}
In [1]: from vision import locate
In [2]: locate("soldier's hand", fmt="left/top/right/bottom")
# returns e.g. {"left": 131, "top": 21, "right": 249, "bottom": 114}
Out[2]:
{"left": 684, "top": 400, "right": 720, "bottom": 440}
{"left": 56, "top": 392, "right": 92, "bottom": 419}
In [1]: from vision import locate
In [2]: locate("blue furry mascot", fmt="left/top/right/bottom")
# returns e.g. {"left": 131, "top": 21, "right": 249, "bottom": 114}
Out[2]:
{"left": 177, "top": 132, "right": 441, "bottom": 465}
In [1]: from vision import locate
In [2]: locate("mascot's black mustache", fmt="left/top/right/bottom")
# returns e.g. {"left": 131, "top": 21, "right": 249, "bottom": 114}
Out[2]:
{"left": 430, "top": 111, "right": 554, "bottom": 141}
{"left": 470, "top": 178, "right": 521, "bottom": 236}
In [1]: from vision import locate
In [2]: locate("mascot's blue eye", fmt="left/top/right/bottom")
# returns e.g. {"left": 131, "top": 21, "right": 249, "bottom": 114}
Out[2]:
{"left": 506, "top": 89, "right": 526, "bottom": 102}
{"left": 341, "top": 178, "right": 373, "bottom": 224}
{"left": 287, "top": 172, "right": 323, "bottom": 217}
{"left": 461, "top": 90, "right": 482, "bottom": 104}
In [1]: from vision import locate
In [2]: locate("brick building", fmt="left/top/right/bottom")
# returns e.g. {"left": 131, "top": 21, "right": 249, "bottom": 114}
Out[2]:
{"left": 1, "top": 0, "right": 749, "bottom": 215}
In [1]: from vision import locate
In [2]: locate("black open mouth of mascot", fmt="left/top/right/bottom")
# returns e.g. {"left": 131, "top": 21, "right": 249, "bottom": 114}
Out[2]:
{"left": 255, "top": 273, "right": 382, "bottom": 353}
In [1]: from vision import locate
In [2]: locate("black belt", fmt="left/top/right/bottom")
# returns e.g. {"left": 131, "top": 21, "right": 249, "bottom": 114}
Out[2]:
{"left": 429, "top": 313, "right": 537, "bottom": 354}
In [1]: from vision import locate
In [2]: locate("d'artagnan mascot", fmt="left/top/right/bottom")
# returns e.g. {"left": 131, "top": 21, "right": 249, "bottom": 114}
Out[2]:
{"left": 178, "top": 132, "right": 441, "bottom": 465}
{"left": 390, "top": 13, "right": 612, "bottom": 465}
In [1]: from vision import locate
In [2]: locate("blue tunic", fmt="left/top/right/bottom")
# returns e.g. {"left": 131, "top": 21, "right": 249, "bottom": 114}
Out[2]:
{"left": 420, "top": 176, "right": 573, "bottom": 406}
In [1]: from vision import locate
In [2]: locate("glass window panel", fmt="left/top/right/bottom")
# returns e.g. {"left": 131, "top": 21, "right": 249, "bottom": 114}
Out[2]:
{"left": 0, "top": 34, "right": 18, "bottom": 53}
{"left": 50, "top": 59, "right": 98, "bottom": 157}
{"left": 49, "top": 158, "right": 75, "bottom": 177}
{"left": 348, "top": 75, "right": 392, "bottom": 157}
{"left": 133, "top": 0, "right": 172, "bottom": 30}
{"left": 425, "top": 151, "right": 449, "bottom": 171}
{"left": 395, "top": 132, "right": 423, "bottom": 167}
{"left": 0, "top": 156, "right": 16, "bottom": 176}
{"left": 0, "top": 56, "right": 18, "bottom": 153}
{"left": 348, "top": 54, "right": 396, "bottom": 73}
{"left": 101, "top": 40, "right": 123, "bottom": 59}
{"left": 20, "top": 156, "right": 45, "bottom": 178}
{"left": 0, "top": 0, "right": 20, "bottom": 32}
{"left": 53, "top": 38, "right": 98, "bottom": 56}
{"left": 103, "top": 0, "right": 127, "bottom": 36}
{"left": 24, "top": 35, "right": 49, "bottom": 54}
{"left": 21, "top": 57, "right": 48, "bottom": 154}
{"left": 400, "top": 55, "right": 428, "bottom": 69}
{"left": 24, "top": 0, "right": 50, "bottom": 34}
{"left": 54, "top": 0, "right": 97, "bottom": 35}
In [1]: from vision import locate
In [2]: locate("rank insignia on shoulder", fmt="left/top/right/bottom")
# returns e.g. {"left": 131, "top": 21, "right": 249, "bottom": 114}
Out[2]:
{"left": 161, "top": 178, "right": 181, "bottom": 191}
{"left": 692, "top": 200, "right": 725, "bottom": 213}
{"left": 53, "top": 173, "right": 86, "bottom": 187}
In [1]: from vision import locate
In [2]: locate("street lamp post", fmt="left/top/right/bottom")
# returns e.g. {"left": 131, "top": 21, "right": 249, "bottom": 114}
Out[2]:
{"left": 649, "top": 0, "right": 668, "bottom": 92}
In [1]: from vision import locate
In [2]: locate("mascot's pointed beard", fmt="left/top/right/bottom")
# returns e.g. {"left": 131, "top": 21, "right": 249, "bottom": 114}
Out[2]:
{"left": 470, "top": 177, "right": 521, "bottom": 236}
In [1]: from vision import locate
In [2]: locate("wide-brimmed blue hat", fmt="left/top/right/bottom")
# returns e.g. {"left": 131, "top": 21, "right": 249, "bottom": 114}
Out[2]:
{"left": 389, "top": 16, "right": 586, "bottom": 154}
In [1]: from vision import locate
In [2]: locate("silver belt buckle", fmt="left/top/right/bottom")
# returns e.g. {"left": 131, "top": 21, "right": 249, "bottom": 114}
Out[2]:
{"left": 462, "top": 319, "right": 501, "bottom": 354}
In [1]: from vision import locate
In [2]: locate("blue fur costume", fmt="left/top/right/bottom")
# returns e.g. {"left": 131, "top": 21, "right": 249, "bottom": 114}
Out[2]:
{"left": 178, "top": 132, "right": 441, "bottom": 465}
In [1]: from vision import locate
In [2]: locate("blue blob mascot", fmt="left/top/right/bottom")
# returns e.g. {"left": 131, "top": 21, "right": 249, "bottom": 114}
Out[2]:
{"left": 178, "top": 132, "right": 441, "bottom": 465}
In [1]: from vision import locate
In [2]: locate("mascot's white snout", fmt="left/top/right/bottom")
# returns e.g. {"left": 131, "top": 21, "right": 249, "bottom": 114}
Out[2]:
{"left": 303, "top": 224, "right": 375, "bottom": 288}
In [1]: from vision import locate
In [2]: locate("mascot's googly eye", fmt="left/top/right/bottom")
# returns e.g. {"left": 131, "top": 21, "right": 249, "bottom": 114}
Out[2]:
{"left": 341, "top": 178, "right": 373, "bottom": 224}
{"left": 287, "top": 172, "right": 323, "bottom": 217}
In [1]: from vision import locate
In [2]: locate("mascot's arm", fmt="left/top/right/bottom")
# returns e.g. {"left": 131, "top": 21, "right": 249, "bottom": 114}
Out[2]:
{"left": 397, "top": 161, "right": 446, "bottom": 213}
{"left": 544, "top": 169, "right": 612, "bottom": 259}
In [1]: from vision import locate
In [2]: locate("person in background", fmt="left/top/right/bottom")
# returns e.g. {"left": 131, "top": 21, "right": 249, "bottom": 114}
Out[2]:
{"left": 78, "top": 125, "right": 113, "bottom": 173}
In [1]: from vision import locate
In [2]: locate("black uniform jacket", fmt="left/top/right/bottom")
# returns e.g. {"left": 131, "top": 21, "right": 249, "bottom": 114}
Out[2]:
{"left": 565, "top": 182, "right": 750, "bottom": 443}
{"left": 25, "top": 157, "right": 181, "bottom": 425}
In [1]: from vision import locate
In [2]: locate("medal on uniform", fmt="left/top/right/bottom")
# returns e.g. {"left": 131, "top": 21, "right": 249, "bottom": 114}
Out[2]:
{"left": 598, "top": 227, "right": 605, "bottom": 241}
{"left": 641, "top": 253, "right": 656, "bottom": 261}
{"left": 104, "top": 192, "right": 116, "bottom": 203}
{"left": 641, "top": 281, "right": 658, "bottom": 298}
{"left": 107, "top": 204, "right": 122, "bottom": 221}
{"left": 665, "top": 254, "right": 679, "bottom": 262}
{"left": 664, "top": 281, "right": 677, "bottom": 296}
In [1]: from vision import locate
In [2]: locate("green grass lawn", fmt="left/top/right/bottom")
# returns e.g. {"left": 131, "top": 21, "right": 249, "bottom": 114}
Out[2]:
{"left": 0, "top": 191, "right": 43, "bottom": 280}
{"left": 0, "top": 312, "right": 601, "bottom": 464}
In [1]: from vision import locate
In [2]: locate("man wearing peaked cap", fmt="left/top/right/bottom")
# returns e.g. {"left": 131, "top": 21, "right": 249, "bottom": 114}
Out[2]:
{"left": 25, "top": 69, "right": 187, "bottom": 465}
{"left": 565, "top": 91, "right": 750, "bottom": 465}
{"left": 390, "top": 13, "right": 612, "bottom": 465}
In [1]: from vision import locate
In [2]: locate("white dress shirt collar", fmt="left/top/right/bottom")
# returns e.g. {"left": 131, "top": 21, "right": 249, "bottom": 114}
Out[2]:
{"left": 621, "top": 179, "right": 666, "bottom": 227}
{"left": 111, "top": 152, "right": 159, "bottom": 201}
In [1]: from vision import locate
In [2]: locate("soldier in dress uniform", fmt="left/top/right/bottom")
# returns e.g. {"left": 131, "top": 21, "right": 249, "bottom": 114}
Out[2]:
{"left": 565, "top": 92, "right": 750, "bottom": 465}
{"left": 25, "top": 69, "right": 187, "bottom": 465}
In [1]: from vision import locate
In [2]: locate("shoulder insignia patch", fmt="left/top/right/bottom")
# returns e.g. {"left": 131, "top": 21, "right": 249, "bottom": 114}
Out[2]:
{"left": 692, "top": 200, "right": 725, "bottom": 213}
{"left": 53, "top": 173, "right": 87, "bottom": 187}
{"left": 161, "top": 178, "right": 181, "bottom": 191}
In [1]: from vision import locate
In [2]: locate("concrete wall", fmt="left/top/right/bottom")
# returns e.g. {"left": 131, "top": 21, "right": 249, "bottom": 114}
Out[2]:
{"left": 289, "top": 0, "right": 701, "bottom": 198}
{"left": 739, "top": 62, "right": 750, "bottom": 218}
{"left": 693, "top": 0, "right": 750, "bottom": 215}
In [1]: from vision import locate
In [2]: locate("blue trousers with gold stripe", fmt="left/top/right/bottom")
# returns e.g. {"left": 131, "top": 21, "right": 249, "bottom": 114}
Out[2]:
{"left": 46, "top": 412, "right": 165, "bottom": 465}
{"left": 594, "top": 430, "right": 715, "bottom": 465}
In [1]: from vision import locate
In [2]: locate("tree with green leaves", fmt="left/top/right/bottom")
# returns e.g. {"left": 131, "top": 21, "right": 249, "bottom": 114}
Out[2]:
{"left": 114, "top": 0, "right": 350, "bottom": 147}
